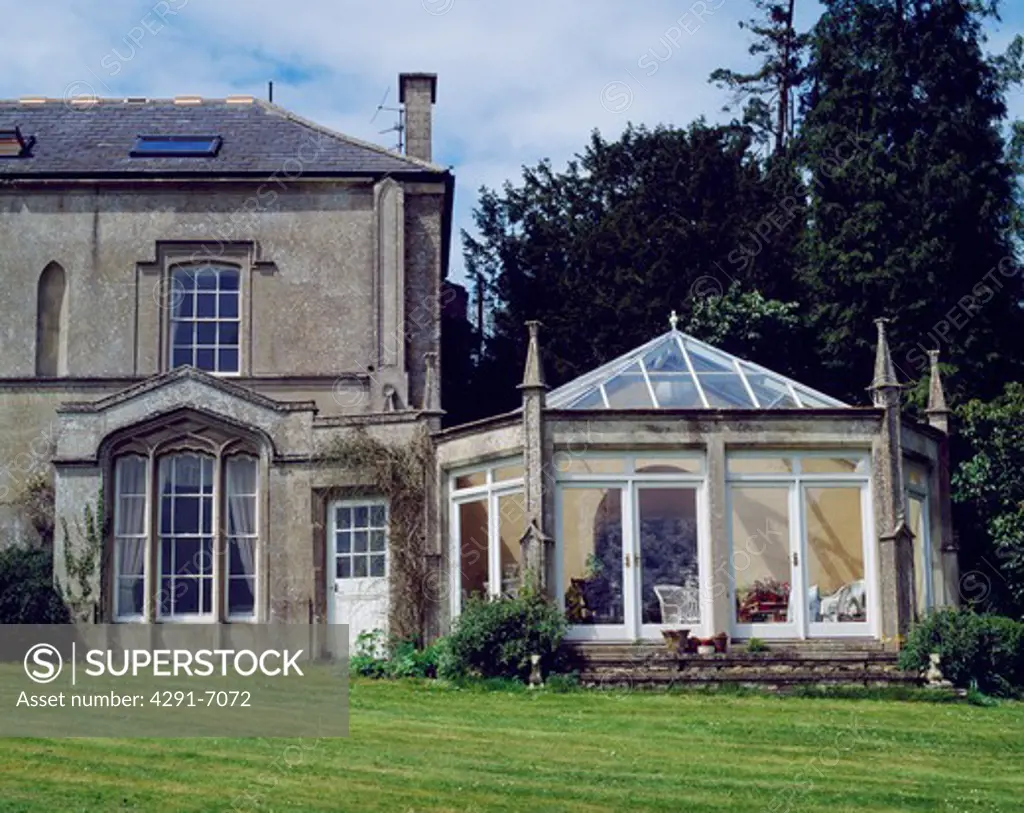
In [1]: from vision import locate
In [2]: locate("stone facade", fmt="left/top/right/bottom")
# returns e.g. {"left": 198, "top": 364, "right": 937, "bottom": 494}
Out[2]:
{"left": 0, "top": 77, "right": 453, "bottom": 632}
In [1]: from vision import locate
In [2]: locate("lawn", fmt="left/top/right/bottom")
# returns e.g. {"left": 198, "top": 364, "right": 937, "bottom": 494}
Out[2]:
{"left": 0, "top": 680, "right": 1022, "bottom": 812}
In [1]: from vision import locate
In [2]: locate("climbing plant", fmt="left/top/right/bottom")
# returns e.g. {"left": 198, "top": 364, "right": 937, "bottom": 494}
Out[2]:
{"left": 324, "top": 428, "right": 433, "bottom": 644}
{"left": 59, "top": 491, "right": 106, "bottom": 623}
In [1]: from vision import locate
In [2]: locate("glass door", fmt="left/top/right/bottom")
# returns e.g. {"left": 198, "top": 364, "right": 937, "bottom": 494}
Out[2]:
{"left": 559, "top": 486, "right": 629, "bottom": 640}
{"left": 803, "top": 484, "right": 871, "bottom": 637}
{"left": 730, "top": 485, "right": 801, "bottom": 639}
{"left": 634, "top": 486, "right": 702, "bottom": 639}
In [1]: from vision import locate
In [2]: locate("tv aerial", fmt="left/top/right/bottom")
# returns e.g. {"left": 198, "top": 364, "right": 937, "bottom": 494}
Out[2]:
{"left": 370, "top": 87, "right": 404, "bottom": 152}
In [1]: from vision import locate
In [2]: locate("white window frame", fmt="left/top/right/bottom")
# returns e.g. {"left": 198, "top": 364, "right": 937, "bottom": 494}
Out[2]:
{"left": 112, "top": 450, "right": 260, "bottom": 624}
{"left": 329, "top": 499, "right": 390, "bottom": 583}
{"left": 552, "top": 452, "right": 709, "bottom": 641}
{"left": 905, "top": 464, "right": 933, "bottom": 613}
{"left": 113, "top": 455, "right": 149, "bottom": 622}
{"left": 447, "top": 459, "right": 526, "bottom": 619}
{"left": 725, "top": 451, "right": 877, "bottom": 640}
{"left": 225, "top": 456, "right": 260, "bottom": 622}
{"left": 168, "top": 262, "right": 242, "bottom": 377}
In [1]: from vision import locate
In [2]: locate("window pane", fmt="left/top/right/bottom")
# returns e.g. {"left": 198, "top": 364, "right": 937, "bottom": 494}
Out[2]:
{"left": 731, "top": 487, "right": 791, "bottom": 625}
{"left": 219, "top": 293, "right": 239, "bottom": 318}
{"left": 684, "top": 344, "right": 732, "bottom": 372}
{"left": 218, "top": 322, "right": 239, "bottom": 345}
{"left": 805, "top": 487, "right": 866, "bottom": 623}
{"left": 560, "top": 488, "right": 624, "bottom": 625}
{"left": 201, "top": 578, "right": 212, "bottom": 614}
{"left": 352, "top": 557, "right": 368, "bottom": 578}
{"left": 353, "top": 506, "right": 368, "bottom": 527}
{"left": 604, "top": 366, "right": 654, "bottom": 408}
{"left": 173, "top": 321, "right": 195, "bottom": 345}
{"left": 493, "top": 464, "right": 524, "bottom": 482}
{"left": 176, "top": 292, "right": 194, "bottom": 318}
{"left": 728, "top": 457, "right": 793, "bottom": 475}
{"left": 172, "top": 347, "right": 192, "bottom": 368}
{"left": 370, "top": 530, "right": 386, "bottom": 552}
{"left": 567, "top": 388, "right": 606, "bottom": 409}
{"left": 498, "top": 493, "right": 526, "bottom": 595}
{"left": 218, "top": 349, "right": 239, "bottom": 372}
{"left": 195, "top": 348, "right": 214, "bottom": 370}
{"left": 219, "top": 269, "right": 240, "bottom": 291}
{"left": 118, "top": 577, "right": 144, "bottom": 617}
{"left": 173, "top": 497, "right": 200, "bottom": 534}
{"left": 639, "top": 488, "right": 699, "bottom": 625}
{"left": 336, "top": 507, "right": 351, "bottom": 530}
{"left": 635, "top": 457, "right": 703, "bottom": 474}
{"left": 175, "top": 538, "right": 200, "bottom": 574}
{"left": 353, "top": 531, "right": 368, "bottom": 553}
{"left": 802, "top": 457, "right": 867, "bottom": 474}
{"left": 698, "top": 374, "right": 754, "bottom": 408}
{"left": 197, "top": 294, "right": 216, "bottom": 318}
{"left": 369, "top": 504, "right": 387, "bottom": 527}
{"left": 336, "top": 532, "right": 351, "bottom": 554}
{"left": 648, "top": 374, "right": 703, "bottom": 408}
{"left": 175, "top": 579, "right": 199, "bottom": 615}
{"left": 455, "top": 470, "right": 486, "bottom": 490}
{"left": 744, "top": 371, "right": 799, "bottom": 409}
{"left": 159, "top": 577, "right": 173, "bottom": 616}
{"left": 196, "top": 269, "right": 218, "bottom": 290}
{"left": 229, "top": 578, "right": 255, "bottom": 616}
{"left": 459, "top": 500, "right": 489, "bottom": 599}
{"left": 554, "top": 456, "right": 625, "bottom": 475}
{"left": 909, "top": 495, "right": 930, "bottom": 617}
{"left": 338, "top": 557, "right": 351, "bottom": 579}
{"left": 196, "top": 322, "right": 217, "bottom": 344}
{"left": 369, "top": 555, "right": 386, "bottom": 578}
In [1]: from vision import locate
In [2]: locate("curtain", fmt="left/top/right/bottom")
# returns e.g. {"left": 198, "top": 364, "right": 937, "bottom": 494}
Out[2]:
{"left": 226, "top": 457, "right": 257, "bottom": 614}
{"left": 116, "top": 456, "right": 147, "bottom": 616}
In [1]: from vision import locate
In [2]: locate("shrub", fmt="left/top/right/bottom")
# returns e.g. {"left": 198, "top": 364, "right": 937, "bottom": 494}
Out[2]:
{"left": 349, "top": 629, "right": 442, "bottom": 680}
{"left": 745, "top": 637, "right": 769, "bottom": 654}
{"left": 899, "top": 608, "right": 1024, "bottom": 696}
{"left": 0, "top": 543, "right": 69, "bottom": 624}
{"left": 439, "top": 591, "right": 567, "bottom": 682}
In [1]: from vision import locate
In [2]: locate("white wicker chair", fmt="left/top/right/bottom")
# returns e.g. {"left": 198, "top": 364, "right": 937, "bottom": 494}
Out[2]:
{"left": 654, "top": 582, "right": 700, "bottom": 624}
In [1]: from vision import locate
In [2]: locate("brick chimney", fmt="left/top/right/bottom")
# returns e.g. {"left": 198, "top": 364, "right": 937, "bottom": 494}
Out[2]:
{"left": 399, "top": 72, "right": 437, "bottom": 163}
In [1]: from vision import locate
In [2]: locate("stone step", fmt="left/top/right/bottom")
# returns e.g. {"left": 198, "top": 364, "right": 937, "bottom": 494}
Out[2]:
{"left": 578, "top": 669, "right": 921, "bottom": 687}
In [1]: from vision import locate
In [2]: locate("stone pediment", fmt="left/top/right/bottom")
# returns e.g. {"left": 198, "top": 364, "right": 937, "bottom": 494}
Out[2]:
{"left": 54, "top": 367, "right": 316, "bottom": 463}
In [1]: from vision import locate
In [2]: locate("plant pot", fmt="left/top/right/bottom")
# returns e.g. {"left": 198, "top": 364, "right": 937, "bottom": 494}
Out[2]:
{"left": 713, "top": 632, "right": 729, "bottom": 654}
{"left": 661, "top": 628, "right": 690, "bottom": 655}
{"left": 696, "top": 644, "right": 716, "bottom": 656}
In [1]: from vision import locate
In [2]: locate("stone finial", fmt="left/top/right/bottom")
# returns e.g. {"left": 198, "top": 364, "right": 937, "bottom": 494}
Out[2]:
{"left": 669, "top": 309, "right": 680, "bottom": 331}
{"left": 518, "top": 321, "right": 547, "bottom": 391}
{"left": 925, "top": 349, "right": 951, "bottom": 434}
{"left": 422, "top": 351, "right": 443, "bottom": 414}
{"left": 869, "top": 318, "right": 901, "bottom": 407}
{"left": 382, "top": 384, "right": 397, "bottom": 412}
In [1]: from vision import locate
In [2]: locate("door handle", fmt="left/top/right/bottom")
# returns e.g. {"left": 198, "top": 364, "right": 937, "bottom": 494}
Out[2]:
{"left": 624, "top": 554, "right": 632, "bottom": 568}
{"left": 792, "top": 551, "right": 799, "bottom": 567}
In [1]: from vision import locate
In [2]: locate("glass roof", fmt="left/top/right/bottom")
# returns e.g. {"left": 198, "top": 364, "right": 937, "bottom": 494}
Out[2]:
{"left": 547, "top": 329, "right": 847, "bottom": 411}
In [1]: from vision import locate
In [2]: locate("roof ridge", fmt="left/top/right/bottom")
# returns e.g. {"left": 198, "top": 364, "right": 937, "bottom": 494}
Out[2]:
{"left": 253, "top": 98, "right": 448, "bottom": 174}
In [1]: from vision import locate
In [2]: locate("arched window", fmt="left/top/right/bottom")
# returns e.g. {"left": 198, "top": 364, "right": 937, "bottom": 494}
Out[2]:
{"left": 109, "top": 415, "right": 260, "bottom": 622}
{"left": 169, "top": 264, "right": 241, "bottom": 374}
{"left": 36, "top": 261, "right": 66, "bottom": 376}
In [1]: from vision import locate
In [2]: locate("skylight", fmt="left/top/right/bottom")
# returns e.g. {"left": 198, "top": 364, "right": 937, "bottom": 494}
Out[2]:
{"left": 0, "top": 126, "right": 35, "bottom": 158}
{"left": 547, "top": 328, "right": 847, "bottom": 411}
{"left": 130, "top": 135, "right": 222, "bottom": 157}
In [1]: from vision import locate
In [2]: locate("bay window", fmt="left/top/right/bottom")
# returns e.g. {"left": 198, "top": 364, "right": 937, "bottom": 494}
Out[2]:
{"left": 113, "top": 450, "right": 259, "bottom": 622}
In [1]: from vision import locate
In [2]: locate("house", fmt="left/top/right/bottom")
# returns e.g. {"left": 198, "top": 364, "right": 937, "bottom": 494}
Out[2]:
{"left": 0, "top": 74, "right": 452, "bottom": 644}
{"left": 0, "top": 74, "right": 955, "bottom": 650}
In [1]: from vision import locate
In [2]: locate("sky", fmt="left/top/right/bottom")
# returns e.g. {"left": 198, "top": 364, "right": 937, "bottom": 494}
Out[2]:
{"left": 2, "top": 0, "right": 1021, "bottom": 284}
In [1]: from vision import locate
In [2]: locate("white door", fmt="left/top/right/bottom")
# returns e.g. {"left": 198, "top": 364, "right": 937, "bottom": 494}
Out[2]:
{"left": 329, "top": 500, "right": 389, "bottom": 653}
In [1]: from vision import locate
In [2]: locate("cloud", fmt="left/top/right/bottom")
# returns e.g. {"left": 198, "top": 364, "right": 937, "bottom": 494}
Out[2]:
{"left": 1, "top": 0, "right": 1021, "bottom": 284}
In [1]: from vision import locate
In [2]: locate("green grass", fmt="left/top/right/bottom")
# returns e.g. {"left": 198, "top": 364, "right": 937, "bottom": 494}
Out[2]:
{"left": 1, "top": 679, "right": 1022, "bottom": 812}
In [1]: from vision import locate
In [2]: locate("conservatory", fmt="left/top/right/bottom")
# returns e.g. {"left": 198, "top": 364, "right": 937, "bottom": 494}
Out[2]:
{"left": 434, "top": 316, "right": 957, "bottom": 646}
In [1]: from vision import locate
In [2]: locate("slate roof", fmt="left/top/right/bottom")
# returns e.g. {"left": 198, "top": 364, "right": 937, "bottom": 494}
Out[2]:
{"left": 0, "top": 98, "right": 447, "bottom": 178}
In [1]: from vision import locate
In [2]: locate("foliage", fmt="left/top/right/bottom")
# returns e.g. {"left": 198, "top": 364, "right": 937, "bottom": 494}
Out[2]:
{"left": 325, "top": 429, "right": 433, "bottom": 644}
{"left": 709, "top": 0, "right": 809, "bottom": 154}
{"left": 899, "top": 608, "right": 1024, "bottom": 697}
{"left": 439, "top": 591, "right": 568, "bottom": 682}
{"left": 463, "top": 121, "right": 806, "bottom": 419}
{"left": 796, "top": 0, "right": 1024, "bottom": 404}
{"left": 59, "top": 492, "right": 105, "bottom": 623}
{"left": 0, "top": 542, "right": 70, "bottom": 624}
{"left": 952, "top": 383, "right": 1024, "bottom": 614}
{"left": 18, "top": 473, "right": 55, "bottom": 548}
{"left": 349, "top": 629, "right": 442, "bottom": 680}
{"left": 745, "top": 637, "right": 770, "bottom": 654}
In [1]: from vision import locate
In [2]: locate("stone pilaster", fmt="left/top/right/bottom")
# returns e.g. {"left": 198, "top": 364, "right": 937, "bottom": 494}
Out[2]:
{"left": 705, "top": 436, "right": 730, "bottom": 640}
{"left": 925, "top": 349, "right": 958, "bottom": 606}
{"left": 868, "top": 319, "right": 915, "bottom": 644}
{"left": 518, "top": 321, "right": 551, "bottom": 594}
